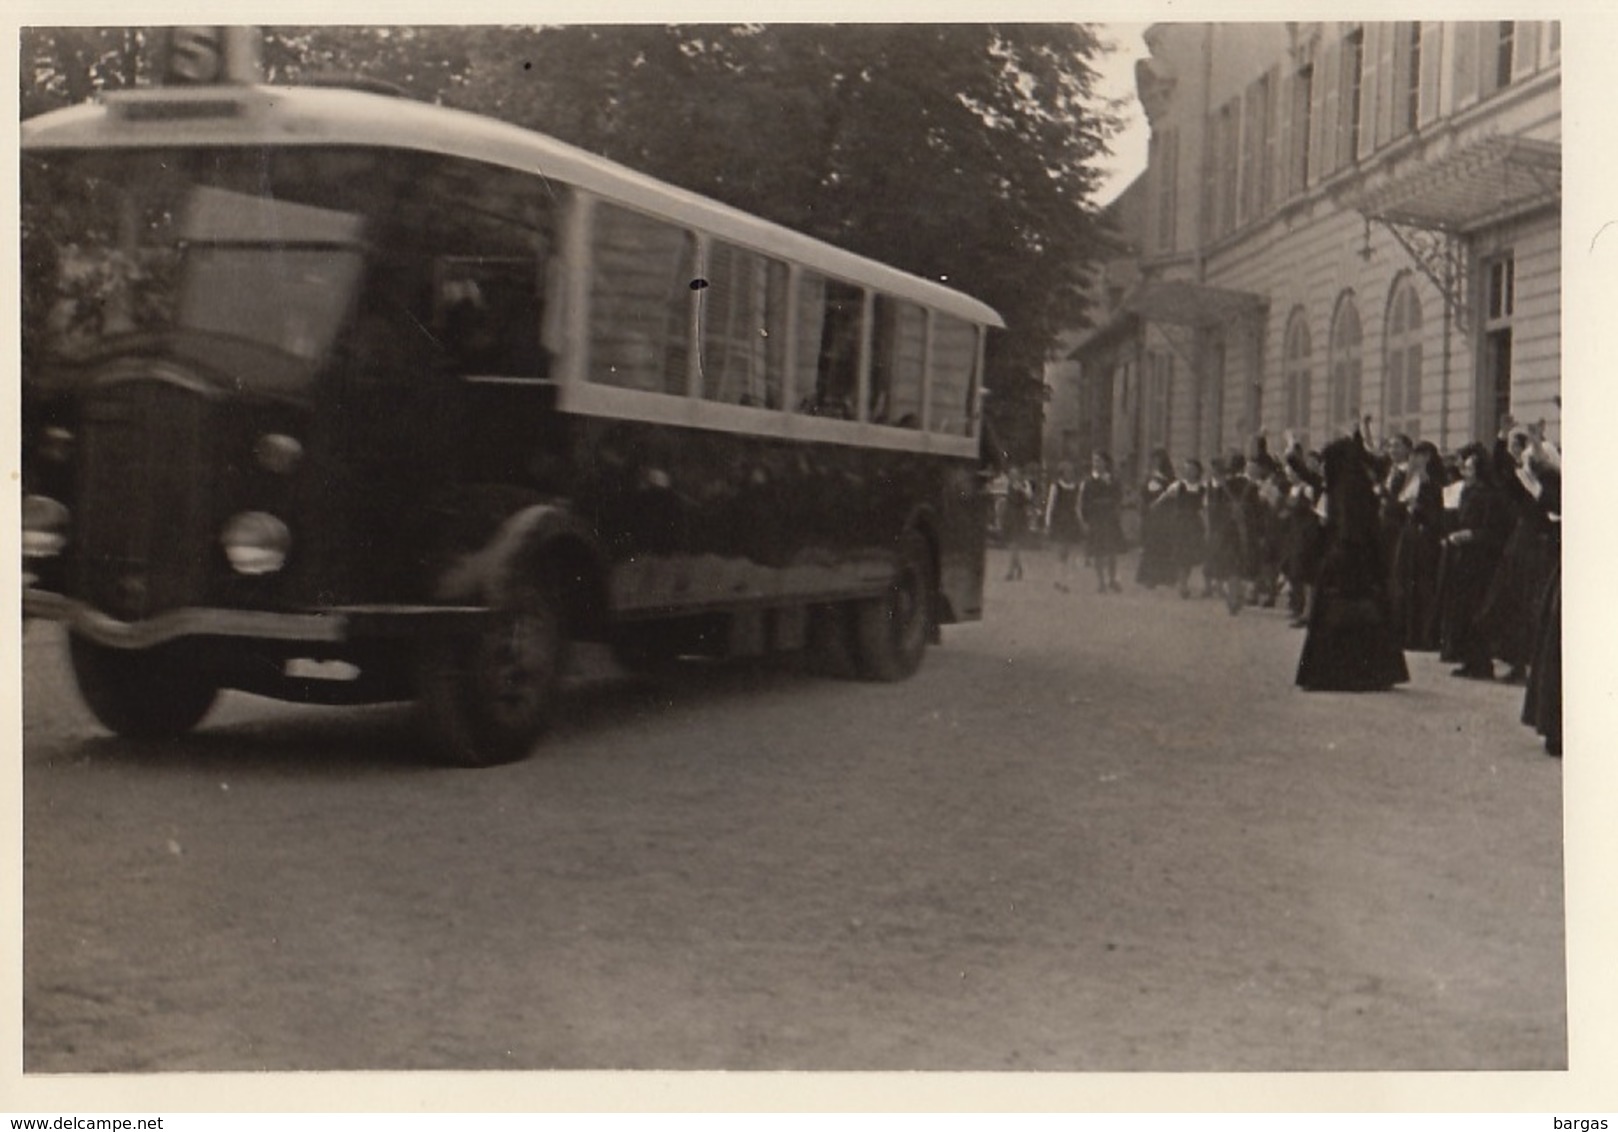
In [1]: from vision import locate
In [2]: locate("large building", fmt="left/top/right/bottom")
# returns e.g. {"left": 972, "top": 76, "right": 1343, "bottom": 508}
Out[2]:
{"left": 1058, "top": 21, "right": 1560, "bottom": 488}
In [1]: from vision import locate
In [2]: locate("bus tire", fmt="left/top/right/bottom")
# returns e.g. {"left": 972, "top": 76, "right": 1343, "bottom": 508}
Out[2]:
{"left": 854, "top": 529, "right": 933, "bottom": 682}
{"left": 418, "top": 575, "right": 568, "bottom": 768}
{"left": 68, "top": 634, "right": 218, "bottom": 740}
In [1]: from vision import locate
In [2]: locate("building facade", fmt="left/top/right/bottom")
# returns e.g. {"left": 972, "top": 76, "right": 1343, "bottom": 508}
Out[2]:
{"left": 1062, "top": 21, "right": 1560, "bottom": 488}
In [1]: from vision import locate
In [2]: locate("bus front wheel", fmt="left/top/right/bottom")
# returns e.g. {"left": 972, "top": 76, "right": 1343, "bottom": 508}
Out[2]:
{"left": 418, "top": 577, "right": 568, "bottom": 768}
{"left": 854, "top": 529, "right": 934, "bottom": 682}
{"left": 68, "top": 634, "right": 219, "bottom": 740}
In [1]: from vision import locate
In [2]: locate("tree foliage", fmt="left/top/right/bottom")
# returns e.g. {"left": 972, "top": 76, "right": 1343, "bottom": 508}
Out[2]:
{"left": 21, "top": 23, "right": 1122, "bottom": 462}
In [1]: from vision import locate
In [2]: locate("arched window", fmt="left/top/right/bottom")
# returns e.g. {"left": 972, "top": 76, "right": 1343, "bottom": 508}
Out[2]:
{"left": 1328, "top": 293, "right": 1363, "bottom": 433}
{"left": 1283, "top": 308, "right": 1311, "bottom": 445}
{"left": 1383, "top": 277, "right": 1424, "bottom": 441}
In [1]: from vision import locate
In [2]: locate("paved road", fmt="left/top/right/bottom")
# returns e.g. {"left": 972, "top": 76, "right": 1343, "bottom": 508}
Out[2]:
{"left": 20, "top": 546, "right": 1565, "bottom": 1074}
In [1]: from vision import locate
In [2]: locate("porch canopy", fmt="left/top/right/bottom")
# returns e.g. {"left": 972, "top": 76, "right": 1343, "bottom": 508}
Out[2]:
{"left": 1346, "top": 135, "right": 1561, "bottom": 234}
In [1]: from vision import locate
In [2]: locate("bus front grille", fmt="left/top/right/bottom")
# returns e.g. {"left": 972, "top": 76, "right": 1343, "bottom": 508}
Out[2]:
{"left": 74, "top": 380, "right": 216, "bottom": 621}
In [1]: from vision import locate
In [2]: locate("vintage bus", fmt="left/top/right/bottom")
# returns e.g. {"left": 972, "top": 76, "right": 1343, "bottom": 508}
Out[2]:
{"left": 20, "top": 80, "right": 1003, "bottom": 766}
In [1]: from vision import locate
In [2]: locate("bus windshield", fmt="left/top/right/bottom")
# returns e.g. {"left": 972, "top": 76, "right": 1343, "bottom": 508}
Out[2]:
{"left": 21, "top": 148, "right": 386, "bottom": 375}
{"left": 22, "top": 147, "right": 556, "bottom": 386}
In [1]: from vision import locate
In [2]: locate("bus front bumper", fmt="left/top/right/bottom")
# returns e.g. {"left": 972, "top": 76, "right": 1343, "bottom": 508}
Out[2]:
{"left": 23, "top": 589, "right": 491, "bottom": 650}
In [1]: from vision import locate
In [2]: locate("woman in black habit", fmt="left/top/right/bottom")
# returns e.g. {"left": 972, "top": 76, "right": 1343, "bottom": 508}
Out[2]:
{"left": 1388, "top": 440, "right": 1447, "bottom": 651}
{"left": 1437, "top": 443, "right": 1513, "bottom": 679}
{"left": 1517, "top": 435, "right": 1562, "bottom": 756}
{"left": 1295, "top": 435, "right": 1410, "bottom": 692}
{"left": 1135, "top": 448, "right": 1181, "bottom": 589}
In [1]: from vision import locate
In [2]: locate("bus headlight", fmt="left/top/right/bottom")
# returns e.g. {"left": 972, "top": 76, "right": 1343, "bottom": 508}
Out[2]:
{"left": 254, "top": 433, "right": 304, "bottom": 475}
{"left": 221, "top": 511, "right": 291, "bottom": 575}
{"left": 39, "top": 426, "right": 76, "bottom": 464}
{"left": 21, "top": 494, "right": 71, "bottom": 558}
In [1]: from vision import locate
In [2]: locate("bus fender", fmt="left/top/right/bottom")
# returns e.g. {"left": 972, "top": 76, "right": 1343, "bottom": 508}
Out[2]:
{"left": 431, "top": 503, "right": 610, "bottom": 634}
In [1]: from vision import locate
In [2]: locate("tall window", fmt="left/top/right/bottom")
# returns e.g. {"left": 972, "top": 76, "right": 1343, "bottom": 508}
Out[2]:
{"left": 1342, "top": 27, "right": 1366, "bottom": 166}
{"left": 1391, "top": 22, "right": 1423, "bottom": 141}
{"left": 1200, "top": 337, "right": 1225, "bottom": 461}
{"left": 1151, "top": 128, "right": 1178, "bottom": 253}
{"left": 1218, "top": 102, "right": 1239, "bottom": 236}
{"left": 1146, "top": 351, "right": 1173, "bottom": 452}
{"left": 1283, "top": 309, "right": 1312, "bottom": 444}
{"left": 1241, "top": 73, "right": 1272, "bottom": 223}
{"left": 1495, "top": 21, "right": 1516, "bottom": 90}
{"left": 1291, "top": 61, "right": 1314, "bottom": 194}
{"left": 1481, "top": 254, "right": 1515, "bottom": 436}
{"left": 1328, "top": 294, "right": 1363, "bottom": 431}
{"left": 1383, "top": 278, "right": 1424, "bottom": 440}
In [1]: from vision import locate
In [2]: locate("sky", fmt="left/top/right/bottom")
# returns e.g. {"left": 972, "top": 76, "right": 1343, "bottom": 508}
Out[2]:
{"left": 1090, "top": 22, "right": 1151, "bottom": 206}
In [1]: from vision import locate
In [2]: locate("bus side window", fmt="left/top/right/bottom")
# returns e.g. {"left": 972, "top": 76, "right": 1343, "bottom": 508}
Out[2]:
{"left": 397, "top": 156, "right": 555, "bottom": 380}
{"left": 872, "top": 296, "right": 926, "bottom": 427}
{"left": 930, "top": 314, "right": 980, "bottom": 437}
{"left": 794, "top": 273, "right": 861, "bottom": 419}
{"left": 589, "top": 202, "right": 693, "bottom": 396}
{"left": 699, "top": 241, "right": 787, "bottom": 410}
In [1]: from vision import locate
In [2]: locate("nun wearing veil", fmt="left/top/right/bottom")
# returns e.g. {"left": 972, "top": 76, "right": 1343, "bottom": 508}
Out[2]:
{"left": 1295, "top": 435, "right": 1411, "bottom": 692}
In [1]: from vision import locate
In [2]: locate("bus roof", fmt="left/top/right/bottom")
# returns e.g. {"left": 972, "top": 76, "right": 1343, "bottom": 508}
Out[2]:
{"left": 23, "top": 84, "right": 1006, "bottom": 330}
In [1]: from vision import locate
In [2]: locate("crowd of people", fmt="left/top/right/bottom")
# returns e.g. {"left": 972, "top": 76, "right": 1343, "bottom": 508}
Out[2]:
{"left": 986, "top": 416, "right": 1562, "bottom": 757}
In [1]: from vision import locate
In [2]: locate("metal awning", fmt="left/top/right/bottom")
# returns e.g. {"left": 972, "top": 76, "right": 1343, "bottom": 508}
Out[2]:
{"left": 1121, "top": 280, "right": 1267, "bottom": 328}
{"left": 1348, "top": 135, "right": 1561, "bottom": 234}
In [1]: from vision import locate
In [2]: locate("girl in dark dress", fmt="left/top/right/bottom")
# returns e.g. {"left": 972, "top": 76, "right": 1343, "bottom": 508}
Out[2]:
{"left": 1203, "top": 455, "right": 1251, "bottom": 614}
{"left": 1080, "top": 451, "right": 1126, "bottom": 593}
{"left": 1154, "top": 456, "right": 1207, "bottom": 599}
{"left": 1044, "top": 463, "right": 1083, "bottom": 593}
{"left": 1002, "top": 465, "right": 1035, "bottom": 581}
{"left": 1295, "top": 436, "right": 1410, "bottom": 692}
{"left": 1135, "top": 448, "right": 1180, "bottom": 589}
{"left": 1279, "top": 447, "right": 1325, "bottom": 627}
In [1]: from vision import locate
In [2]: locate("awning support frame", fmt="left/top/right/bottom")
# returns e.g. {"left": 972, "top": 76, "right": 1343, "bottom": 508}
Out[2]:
{"left": 1372, "top": 215, "right": 1472, "bottom": 336}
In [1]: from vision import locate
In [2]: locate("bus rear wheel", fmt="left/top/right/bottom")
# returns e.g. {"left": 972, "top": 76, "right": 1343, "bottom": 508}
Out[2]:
{"left": 68, "top": 634, "right": 219, "bottom": 740}
{"left": 418, "top": 577, "right": 568, "bottom": 768}
{"left": 854, "top": 529, "right": 934, "bottom": 682}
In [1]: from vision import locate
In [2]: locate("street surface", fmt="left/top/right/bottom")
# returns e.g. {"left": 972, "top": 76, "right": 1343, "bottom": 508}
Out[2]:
{"left": 20, "top": 546, "right": 1565, "bottom": 1072}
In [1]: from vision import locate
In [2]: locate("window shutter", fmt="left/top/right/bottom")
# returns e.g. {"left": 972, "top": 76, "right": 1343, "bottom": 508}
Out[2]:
{"left": 1390, "top": 22, "right": 1414, "bottom": 140}
{"left": 1278, "top": 66, "right": 1295, "bottom": 199}
{"left": 1452, "top": 22, "right": 1480, "bottom": 111}
{"left": 1359, "top": 23, "right": 1383, "bottom": 160}
{"left": 1263, "top": 65, "right": 1281, "bottom": 213}
{"left": 1200, "top": 113, "right": 1217, "bottom": 243}
{"left": 1513, "top": 22, "right": 1541, "bottom": 80}
{"left": 1311, "top": 38, "right": 1337, "bottom": 183}
{"left": 1240, "top": 83, "right": 1259, "bottom": 225}
{"left": 1418, "top": 21, "right": 1443, "bottom": 126}
{"left": 1374, "top": 22, "right": 1400, "bottom": 150}
{"left": 1163, "top": 130, "right": 1178, "bottom": 251}
{"left": 1146, "top": 132, "right": 1161, "bottom": 251}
